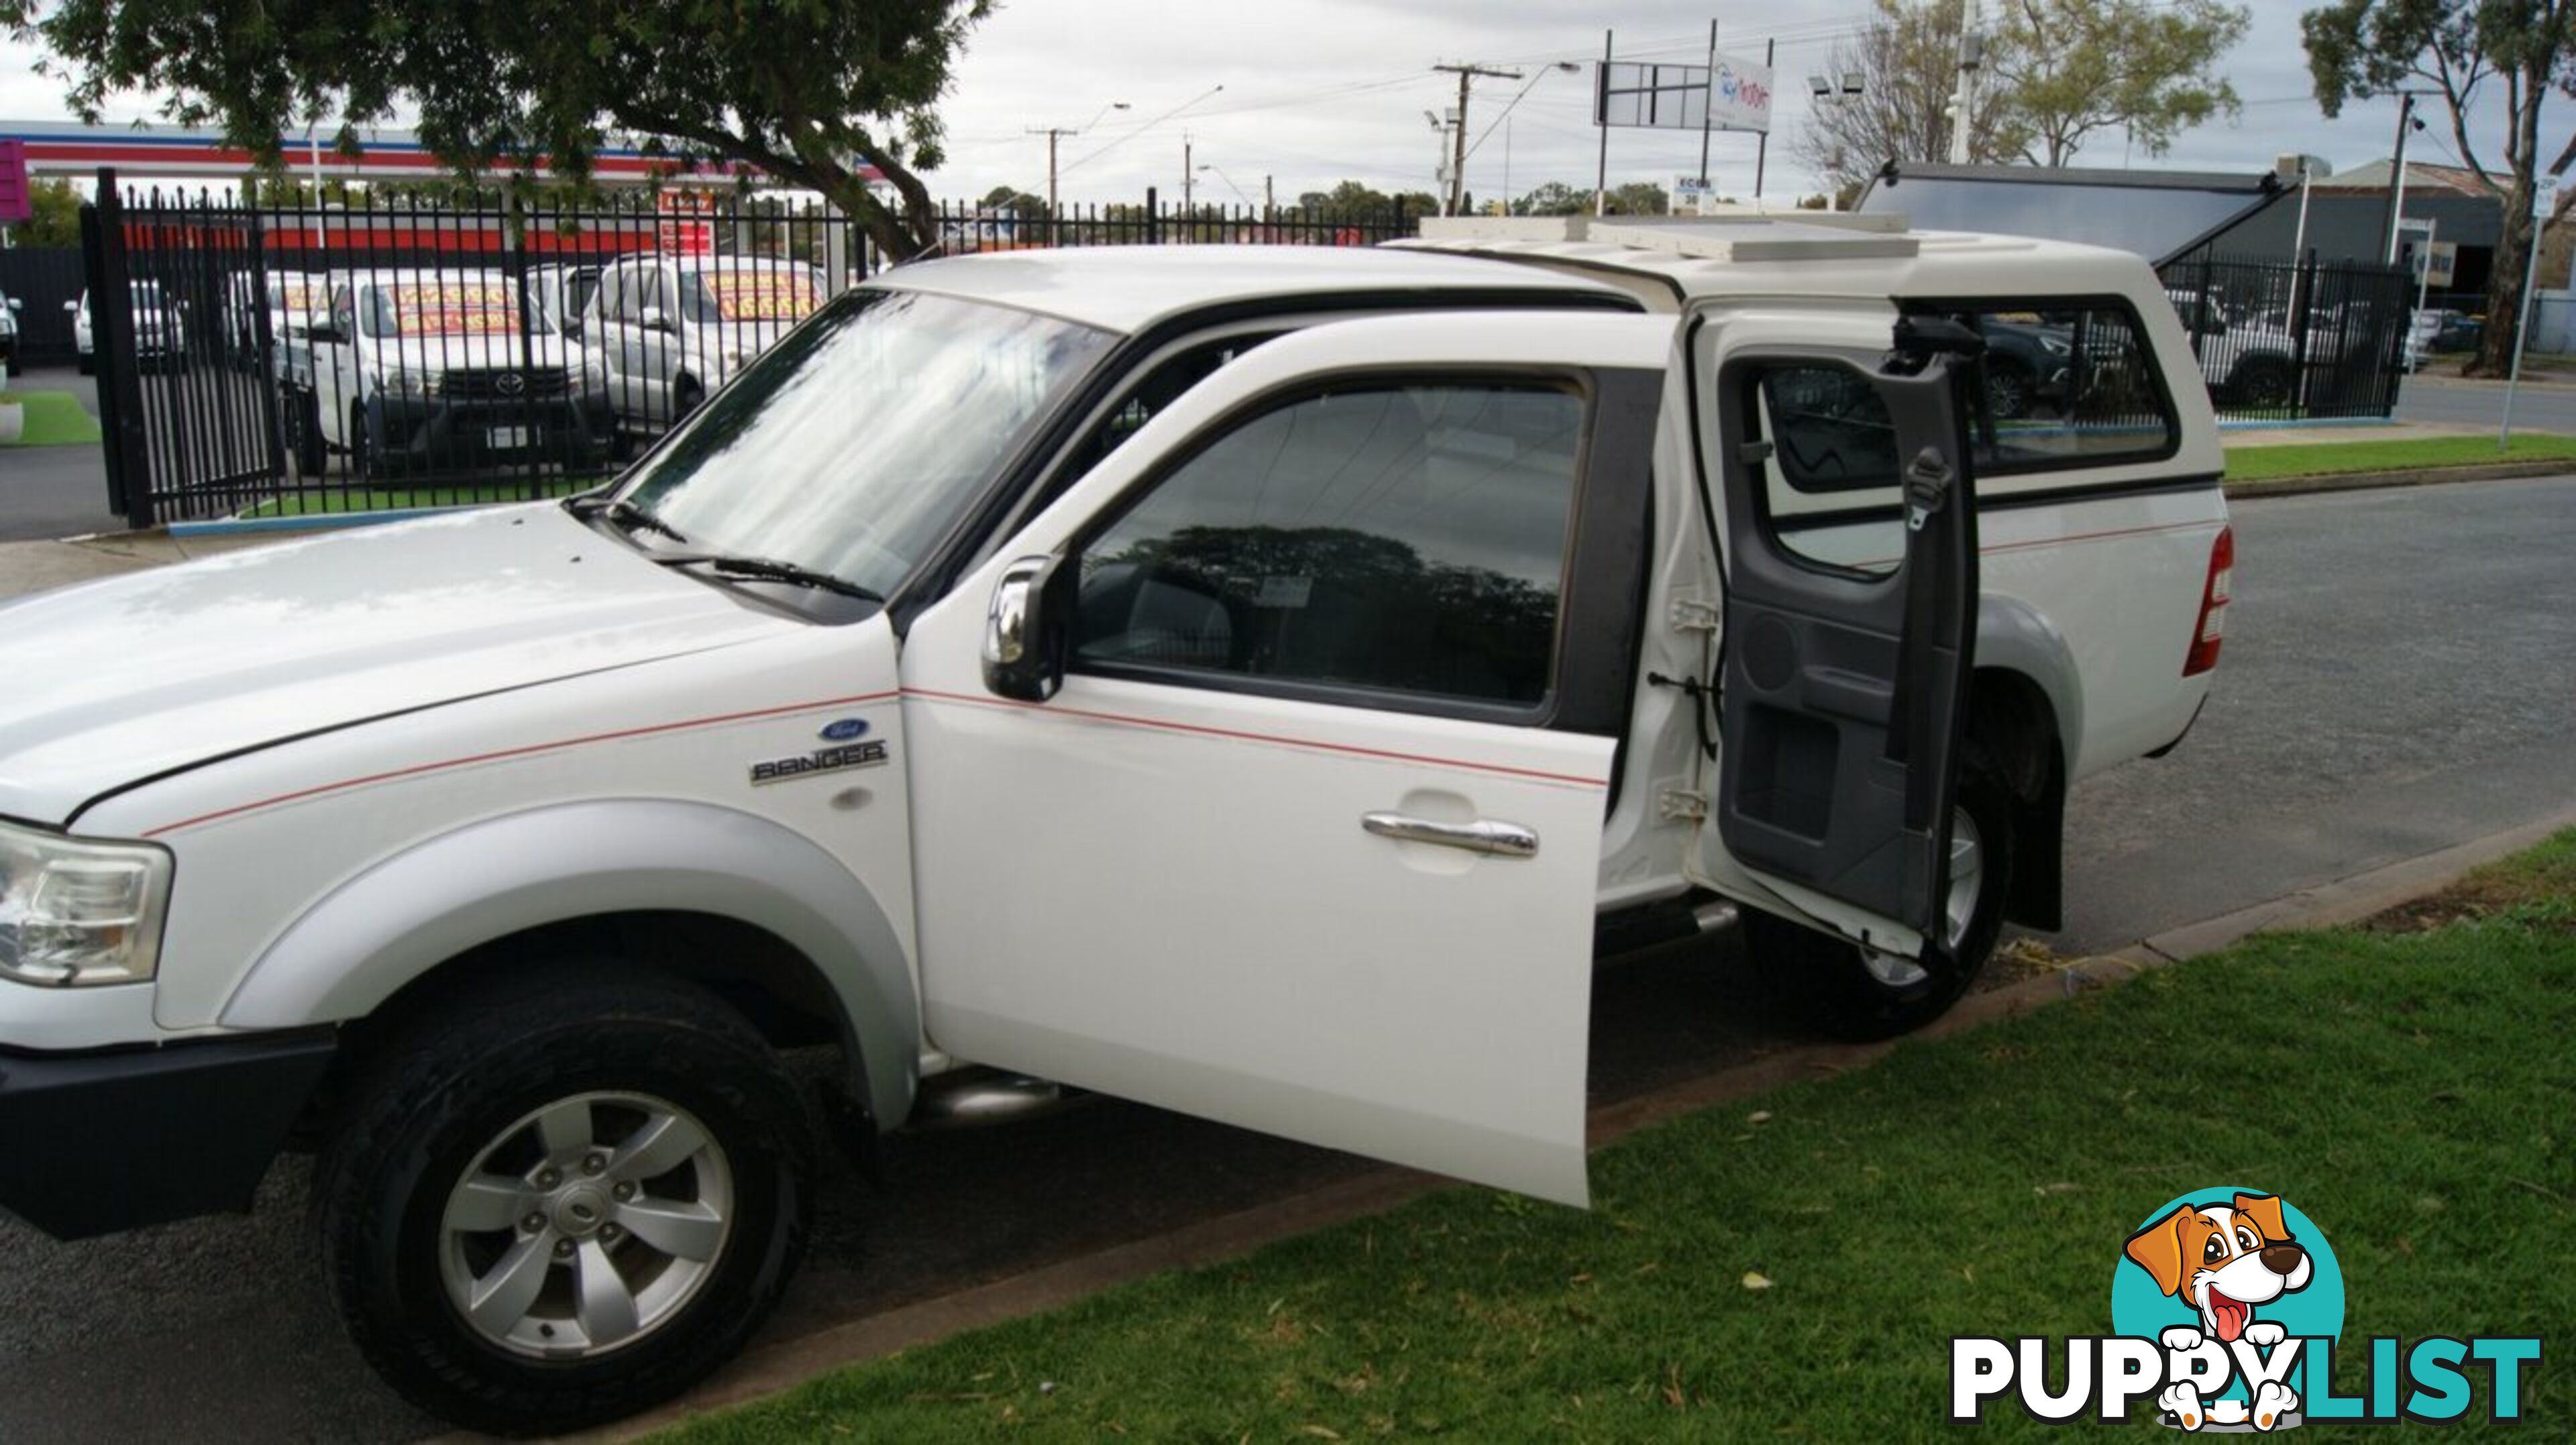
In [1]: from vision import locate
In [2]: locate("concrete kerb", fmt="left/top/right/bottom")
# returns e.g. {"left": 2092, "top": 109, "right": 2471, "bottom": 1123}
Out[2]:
{"left": 529, "top": 808, "right": 2576, "bottom": 1444}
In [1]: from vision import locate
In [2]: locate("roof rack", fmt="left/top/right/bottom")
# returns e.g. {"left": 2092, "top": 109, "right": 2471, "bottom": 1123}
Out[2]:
{"left": 1416, "top": 210, "right": 1920, "bottom": 262}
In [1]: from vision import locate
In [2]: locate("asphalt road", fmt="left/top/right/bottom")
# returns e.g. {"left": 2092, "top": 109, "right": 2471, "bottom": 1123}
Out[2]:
{"left": 0, "top": 366, "right": 117, "bottom": 541}
{"left": 2394, "top": 372, "right": 2576, "bottom": 433}
{"left": 3, "top": 477, "right": 2575, "bottom": 1442}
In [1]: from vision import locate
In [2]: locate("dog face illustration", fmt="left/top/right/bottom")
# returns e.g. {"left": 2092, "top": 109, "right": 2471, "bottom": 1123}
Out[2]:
{"left": 2123, "top": 1193, "right": 2314, "bottom": 1343}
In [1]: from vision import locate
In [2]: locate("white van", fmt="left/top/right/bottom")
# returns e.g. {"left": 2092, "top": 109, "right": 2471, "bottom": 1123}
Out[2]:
{"left": 0, "top": 219, "right": 2228, "bottom": 1433}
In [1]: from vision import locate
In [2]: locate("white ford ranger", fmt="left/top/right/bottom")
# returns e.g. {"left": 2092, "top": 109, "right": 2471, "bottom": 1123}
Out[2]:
{"left": 0, "top": 216, "right": 2230, "bottom": 1433}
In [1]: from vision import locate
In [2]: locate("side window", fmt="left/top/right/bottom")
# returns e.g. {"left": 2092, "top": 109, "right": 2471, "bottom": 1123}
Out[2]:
{"left": 1073, "top": 380, "right": 1586, "bottom": 710}
{"left": 1063, "top": 333, "right": 1282, "bottom": 483}
{"left": 1953, "top": 303, "right": 2174, "bottom": 469}
{"left": 331, "top": 285, "right": 356, "bottom": 337}
{"left": 597, "top": 267, "right": 627, "bottom": 323}
{"left": 1757, "top": 364, "right": 1900, "bottom": 493}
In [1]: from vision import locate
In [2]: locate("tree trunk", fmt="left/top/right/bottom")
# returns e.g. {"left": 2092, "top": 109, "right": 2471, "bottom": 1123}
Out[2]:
{"left": 2471, "top": 182, "right": 2540, "bottom": 379}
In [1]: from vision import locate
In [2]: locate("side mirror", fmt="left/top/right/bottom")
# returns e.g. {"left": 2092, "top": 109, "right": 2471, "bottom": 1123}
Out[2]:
{"left": 981, "top": 554, "right": 1069, "bottom": 702}
{"left": 304, "top": 323, "right": 345, "bottom": 345}
{"left": 561, "top": 319, "right": 585, "bottom": 342}
{"left": 641, "top": 305, "right": 673, "bottom": 333}
{"left": 6, "top": 297, "right": 19, "bottom": 313}
{"left": 64, "top": 300, "right": 80, "bottom": 314}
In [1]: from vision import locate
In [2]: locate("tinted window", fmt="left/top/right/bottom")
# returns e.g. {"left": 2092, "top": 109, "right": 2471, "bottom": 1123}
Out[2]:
{"left": 1757, "top": 303, "right": 2175, "bottom": 495}
{"left": 1960, "top": 304, "right": 2173, "bottom": 468}
{"left": 1074, "top": 382, "right": 1584, "bottom": 708}
{"left": 1758, "top": 364, "right": 1900, "bottom": 492}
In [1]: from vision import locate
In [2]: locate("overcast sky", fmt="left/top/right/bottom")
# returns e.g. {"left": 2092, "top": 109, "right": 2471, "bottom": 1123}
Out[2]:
{"left": 0, "top": 1, "right": 2534, "bottom": 204}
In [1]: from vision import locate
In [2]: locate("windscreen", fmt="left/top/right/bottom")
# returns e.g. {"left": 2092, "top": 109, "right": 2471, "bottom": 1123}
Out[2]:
{"left": 617, "top": 288, "right": 1114, "bottom": 602}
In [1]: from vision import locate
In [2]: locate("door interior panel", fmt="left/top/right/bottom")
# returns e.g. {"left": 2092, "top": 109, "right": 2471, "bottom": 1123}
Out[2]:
{"left": 1709, "top": 346, "right": 1978, "bottom": 937}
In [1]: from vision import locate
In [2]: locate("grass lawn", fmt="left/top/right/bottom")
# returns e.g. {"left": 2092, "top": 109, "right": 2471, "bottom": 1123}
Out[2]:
{"left": 237, "top": 476, "right": 601, "bottom": 518}
{"left": 664, "top": 834, "right": 2576, "bottom": 1442}
{"left": 0, "top": 390, "right": 104, "bottom": 447}
{"left": 2225, "top": 433, "right": 2576, "bottom": 483}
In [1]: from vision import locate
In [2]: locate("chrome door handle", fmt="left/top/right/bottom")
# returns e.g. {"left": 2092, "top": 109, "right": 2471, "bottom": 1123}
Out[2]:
{"left": 1361, "top": 812, "right": 1540, "bottom": 859}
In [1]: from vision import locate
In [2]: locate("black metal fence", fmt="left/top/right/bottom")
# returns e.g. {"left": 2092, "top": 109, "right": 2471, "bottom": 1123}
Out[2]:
{"left": 78, "top": 172, "right": 1417, "bottom": 525}
{"left": 2156, "top": 251, "right": 2416, "bottom": 421}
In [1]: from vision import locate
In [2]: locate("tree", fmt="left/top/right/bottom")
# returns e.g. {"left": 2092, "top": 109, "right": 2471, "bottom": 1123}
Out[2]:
{"left": 977, "top": 185, "right": 1049, "bottom": 221}
{"left": 1792, "top": 0, "right": 2031, "bottom": 197}
{"left": 1, "top": 0, "right": 991, "bottom": 258}
{"left": 3, "top": 176, "right": 84, "bottom": 247}
{"left": 1992, "top": 0, "right": 2251, "bottom": 166}
{"left": 2305, "top": 1, "right": 2576, "bottom": 376}
{"left": 1289, "top": 180, "right": 1433, "bottom": 217}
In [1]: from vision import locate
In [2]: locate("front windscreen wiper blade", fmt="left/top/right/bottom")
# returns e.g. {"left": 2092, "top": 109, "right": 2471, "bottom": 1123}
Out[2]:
{"left": 653, "top": 552, "right": 885, "bottom": 603}
{"left": 571, "top": 493, "right": 690, "bottom": 545}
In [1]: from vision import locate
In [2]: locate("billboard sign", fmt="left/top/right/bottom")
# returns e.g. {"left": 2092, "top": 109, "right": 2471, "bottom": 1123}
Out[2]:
{"left": 1595, "top": 54, "right": 1772, "bottom": 136}
{"left": 1709, "top": 53, "right": 1774, "bottom": 134}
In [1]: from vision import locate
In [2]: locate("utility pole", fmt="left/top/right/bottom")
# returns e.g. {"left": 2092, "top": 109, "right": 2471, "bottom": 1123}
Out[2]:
{"left": 2380, "top": 91, "right": 2420, "bottom": 265}
{"left": 1434, "top": 60, "right": 1522, "bottom": 217}
{"left": 1183, "top": 131, "right": 1193, "bottom": 209}
{"left": 1027, "top": 101, "right": 1128, "bottom": 219}
{"left": 1754, "top": 37, "right": 1776, "bottom": 199}
{"left": 1948, "top": 0, "right": 1984, "bottom": 165}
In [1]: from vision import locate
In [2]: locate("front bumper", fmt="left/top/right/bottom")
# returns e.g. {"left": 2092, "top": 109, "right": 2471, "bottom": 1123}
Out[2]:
{"left": 0, "top": 1030, "right": 333, "bottom": 1240}
{"left": 372, "top": 390, "right": 614, "bottom": 465}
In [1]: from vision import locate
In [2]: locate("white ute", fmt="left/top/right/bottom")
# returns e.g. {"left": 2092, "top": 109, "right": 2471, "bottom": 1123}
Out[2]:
{"left": 0, "top": 216, "right": 2231, "bottom": 1433}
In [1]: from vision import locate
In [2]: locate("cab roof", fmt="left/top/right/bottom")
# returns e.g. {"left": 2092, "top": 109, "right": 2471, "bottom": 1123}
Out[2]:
{"left": 869, "top": 243, "right": 1631, "bottom": 335}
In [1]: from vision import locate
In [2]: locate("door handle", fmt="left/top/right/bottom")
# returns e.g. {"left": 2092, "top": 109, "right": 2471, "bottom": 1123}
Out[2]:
{"left": 1361, "top": 812, "right": 1540, "bottom": 859}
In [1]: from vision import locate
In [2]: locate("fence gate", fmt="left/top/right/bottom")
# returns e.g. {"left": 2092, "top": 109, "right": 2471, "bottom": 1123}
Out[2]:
{"left": 2158, "top": 251, "right": 2416, "bottom": 423}
{"left": 80, "top": 180, "right": 290, "bottom": 525}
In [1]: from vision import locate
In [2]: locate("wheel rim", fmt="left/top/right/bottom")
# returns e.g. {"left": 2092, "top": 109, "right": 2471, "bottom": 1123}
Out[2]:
{"left": 1862, "top": 808, "right": 1984, "bottom": 989}
{"left": 1987, "top": 372, "right": 2027, "bottom": 417}
{"left": 437, "top": 1090, "right": 734, "bottom": 1360}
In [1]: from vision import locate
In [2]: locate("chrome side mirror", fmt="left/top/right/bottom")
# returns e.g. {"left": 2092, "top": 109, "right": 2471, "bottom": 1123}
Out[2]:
{"left": 981, "top": 555, "right": 1066, "bottom": 702}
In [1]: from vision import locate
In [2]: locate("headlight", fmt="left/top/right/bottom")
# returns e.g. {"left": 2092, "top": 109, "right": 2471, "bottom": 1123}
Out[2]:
{"left": 718, "top": 345, "right": 752, "bottom": 373}
{"left": 574, "top": 353, "right": 606, "bottom": 392}
{"left": 380, "top": 366, "right": 433, "bottom": 398}
{"left": 2040, "top": 335, "right": 2072, "bottom": 357}
{"left": 0, "top": 821, "right": 174, "bottom": 987}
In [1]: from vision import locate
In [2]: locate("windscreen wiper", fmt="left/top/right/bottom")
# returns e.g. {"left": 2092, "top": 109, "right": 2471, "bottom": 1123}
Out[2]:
{"left": 570, "top": 494, "right": 690, "bottom": 545}
{"left": 653, "top": 551, "right": 885, "bottom": 603}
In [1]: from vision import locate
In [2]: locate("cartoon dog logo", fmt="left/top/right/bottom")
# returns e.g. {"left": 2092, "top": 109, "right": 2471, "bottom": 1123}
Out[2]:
{"left": 2123, "top": 1192, "right": 2313, "bottom": 1430}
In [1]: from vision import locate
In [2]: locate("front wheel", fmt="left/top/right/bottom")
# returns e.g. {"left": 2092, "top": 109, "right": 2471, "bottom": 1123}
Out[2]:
{"left": 1742, "top": 765, "right": 2017, "bottom": 1041}
{"left": 315, "top": 967, "right": 814, "bottom": 1435}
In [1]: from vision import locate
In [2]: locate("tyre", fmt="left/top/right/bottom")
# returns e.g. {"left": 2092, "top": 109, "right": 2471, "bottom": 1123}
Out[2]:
{"left": 2230, "top": 357, "right": 2294, "bottom": 410}
{"left": 351, "top": 404, "right": 390, "bottom": 481}
{"left": 315, "top": 966, "right": 814, "bottom": 1435}
{"left": 1743, "top": 760, "right": 2016, "bottom": 1042}
{"left": 674, "top": 376, "right": 705, "bottom": 423}
{"left": 290, "top": 391, "right": 328, "bottom": 478}
{"left": 1982, "top": 359, "right": 2036, "bottom": 421}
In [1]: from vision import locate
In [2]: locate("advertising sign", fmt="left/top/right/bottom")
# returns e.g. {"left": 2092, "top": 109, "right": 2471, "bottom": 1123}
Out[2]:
{"left": 1708, "top": 52, "right": 1774, "bottom": 135}
{"left": 0, "top": 140, "right": 29, "bottom": 225}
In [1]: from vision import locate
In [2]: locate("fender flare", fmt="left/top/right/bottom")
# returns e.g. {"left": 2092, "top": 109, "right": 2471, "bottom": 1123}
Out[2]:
{"left": 1974, "top": 596, "right": 2083, "bottom": 778}
{"left": 219, "top": 798, "right": 919, "bottom": 1127}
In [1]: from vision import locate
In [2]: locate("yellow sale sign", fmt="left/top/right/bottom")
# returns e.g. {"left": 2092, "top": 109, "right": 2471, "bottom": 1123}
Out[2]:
{"left": 706, "top": 272, "right": 818, "bottom": 323}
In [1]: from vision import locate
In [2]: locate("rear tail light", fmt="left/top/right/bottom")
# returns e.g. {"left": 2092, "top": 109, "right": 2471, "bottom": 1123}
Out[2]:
{"left": 2183, "top": 525, "right": 2233, "bottom": 676}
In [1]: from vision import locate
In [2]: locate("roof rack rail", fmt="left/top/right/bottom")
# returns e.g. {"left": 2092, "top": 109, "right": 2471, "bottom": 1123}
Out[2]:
{"left": 1415, "top": 211, "right": 1919, "bottom": 262}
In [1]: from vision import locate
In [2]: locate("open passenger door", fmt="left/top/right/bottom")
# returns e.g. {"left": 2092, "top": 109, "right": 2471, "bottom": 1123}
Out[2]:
{"left": 1695, "top": 317, "right": 1982, "bottom": 965}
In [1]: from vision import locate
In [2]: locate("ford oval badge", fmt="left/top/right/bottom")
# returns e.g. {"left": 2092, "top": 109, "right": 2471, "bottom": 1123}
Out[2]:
{"left": 820, "top": 717, "right": 871, "bottom": 742}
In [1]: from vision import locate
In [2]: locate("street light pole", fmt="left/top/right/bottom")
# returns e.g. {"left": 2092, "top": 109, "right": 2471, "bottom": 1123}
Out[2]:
{"left": 1948, "top": 0, "right": 1983, "bottom": 164}
{"left": 2500, "top": 175, "right": 2559, "bottom": 451}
